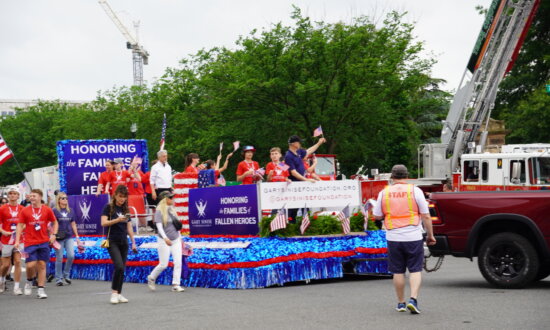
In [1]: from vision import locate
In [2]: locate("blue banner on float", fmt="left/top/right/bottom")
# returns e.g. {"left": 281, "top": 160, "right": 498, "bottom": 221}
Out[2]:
{"left": 57, "top": 139, "right": 149, "bottom": 195}
{"left": 189, "top": 184, "right": 260, "bottom": 236}
{"left": 68, "top": 194, "right": 110, "bottom": 236}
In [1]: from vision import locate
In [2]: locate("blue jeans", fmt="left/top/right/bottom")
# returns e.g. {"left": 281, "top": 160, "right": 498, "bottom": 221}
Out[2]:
{"left": 55, "top": 238, "right": 75, "bottom": 281}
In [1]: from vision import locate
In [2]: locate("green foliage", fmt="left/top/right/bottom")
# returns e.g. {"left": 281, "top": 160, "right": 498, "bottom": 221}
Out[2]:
{"left": 0, "top": 9, "right": 449, "bottom": 185}
{"left": 259, "top": 212, "right": 379, "bottom": 237}
{"left": 349, "top": 210, "right": 379, "bottom": 231}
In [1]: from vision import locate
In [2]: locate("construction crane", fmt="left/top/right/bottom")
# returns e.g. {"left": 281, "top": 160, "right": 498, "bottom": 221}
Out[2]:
{"left": 418, "top": 0, "right": 540, "bottom": 179}
{"left": 98, "top": 0, "right": 149, "bottom": 86}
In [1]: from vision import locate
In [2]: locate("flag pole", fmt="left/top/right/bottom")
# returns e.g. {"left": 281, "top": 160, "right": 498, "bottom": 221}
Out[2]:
{"left": 0, "top": 131, "right": 33, "bottom": 189}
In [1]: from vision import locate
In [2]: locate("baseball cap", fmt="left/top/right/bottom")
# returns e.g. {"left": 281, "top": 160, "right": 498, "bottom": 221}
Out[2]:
{"left": 6, "top": 186, "right": 19, "bottom": 194}
{"left": 242, "top": 146, "right": 256, "bottom": 153}
{"left": 158, "top": 191, "right": 175, "bottom": 200}
{"left": 113, "top": 158, "right": 124, "bottom": 164}
{"left": 288, "top": 135, "right": 302, "bottom": 144}
{"left": 391, "top": 164, "right": 408, "bottom": 179}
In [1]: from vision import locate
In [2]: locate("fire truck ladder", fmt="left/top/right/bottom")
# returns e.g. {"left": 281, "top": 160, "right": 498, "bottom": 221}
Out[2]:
{"left": 420, "top": 0, "right": 539, "bottom": 179}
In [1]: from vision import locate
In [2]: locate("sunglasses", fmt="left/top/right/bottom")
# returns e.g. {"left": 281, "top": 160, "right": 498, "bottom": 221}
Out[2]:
{"left": 59, "top": 197, "right": 67, "bottom": 200}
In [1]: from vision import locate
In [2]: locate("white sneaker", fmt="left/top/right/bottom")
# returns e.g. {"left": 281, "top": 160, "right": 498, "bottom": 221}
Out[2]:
{"left": 13, "top": 288, "right": 23, "bottom": 296}
{"left": 0, "top": 280, "right": 5, "bottom": 293}
{"left": 171, "top": 285, "right": 185, "bottom": 292}
{"left": 118, "top": 294, "right": 128, "bottom": 303}
{"left": 24, "top": 283, "right": 32, "bottom": 296}
{"left": 37, "top": 289, "right": 47, "bottom": 299}
{"left": 110, "top": 293, "right": 119, "bottom": 304}
{"left": 147, "top": 275, "right": 156, "bottom": 291}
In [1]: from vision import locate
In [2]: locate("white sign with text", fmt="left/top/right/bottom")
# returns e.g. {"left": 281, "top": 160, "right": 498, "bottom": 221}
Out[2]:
{"left": 259, "top": 180, "right": 361, "bottom": 209}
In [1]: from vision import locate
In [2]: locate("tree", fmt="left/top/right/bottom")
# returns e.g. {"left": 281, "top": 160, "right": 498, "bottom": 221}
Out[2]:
{"left": 0, "top": 8, "right": 449, "bottom": 185}
{"left": 186, "top": 8, "right": 448, "bottom": 174}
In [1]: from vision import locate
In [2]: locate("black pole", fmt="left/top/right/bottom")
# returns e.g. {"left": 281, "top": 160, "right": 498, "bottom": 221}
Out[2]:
{"left": 0, "top": 131, "right": 32, "bottom": 190}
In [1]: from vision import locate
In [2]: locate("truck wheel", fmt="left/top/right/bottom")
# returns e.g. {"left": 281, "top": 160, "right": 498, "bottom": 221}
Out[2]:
{"left": 478, "top": 232, "right": 539, "bottom": 289}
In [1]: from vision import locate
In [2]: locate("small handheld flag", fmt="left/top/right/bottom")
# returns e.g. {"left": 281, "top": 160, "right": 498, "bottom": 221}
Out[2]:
{"left": 313, "top": 125, "right": 323, "bottom": 138}
{"left": 219, "top": 142, "right": 224, "bottom": 153}
{"left": 159, "top": 113, "right": 167, "bottom": 151}
{"left": 270, "top": 207, "right": 287, "bottom": 232}
{"left": 278, "top": 163, "right": 290, "bottom": 172}
{"left": 300, "top": 208, "right": 310, "bottom": 235}
{"left": 233, "top": 141, "right": 240, "bottom": 151}
{"left": 336, "top": 205, "right": 351, "bottom": 235}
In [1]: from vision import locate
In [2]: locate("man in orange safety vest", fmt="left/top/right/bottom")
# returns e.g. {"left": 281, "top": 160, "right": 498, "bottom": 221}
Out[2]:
{"left": 373, "top": 164, "right": 436, "bottom": 314}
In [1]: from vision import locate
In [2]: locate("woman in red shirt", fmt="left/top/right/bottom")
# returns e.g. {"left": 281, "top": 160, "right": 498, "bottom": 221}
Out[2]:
{"left": 96, "top": 160, "right": 114, "bottom": 196}
{"left": 236, "top": 146, "right": 261, "bottom": 185}
{"left": 183, "top": 153, "right": 205, "bottom": 174}
{"left": 109, "top": 158, "right": 131, "bottom": 195}
{"left": 126, "top": 159, "right": 144, "bottom": 196}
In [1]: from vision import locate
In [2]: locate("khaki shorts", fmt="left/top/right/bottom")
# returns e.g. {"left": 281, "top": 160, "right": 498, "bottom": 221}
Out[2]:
{"left": 1, "top": 243, "right": 24, "bottom": 258}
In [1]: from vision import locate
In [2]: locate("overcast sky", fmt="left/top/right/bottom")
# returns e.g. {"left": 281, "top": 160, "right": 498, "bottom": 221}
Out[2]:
{"left": 0, "top": 0, "right": 491, "bottom": 101}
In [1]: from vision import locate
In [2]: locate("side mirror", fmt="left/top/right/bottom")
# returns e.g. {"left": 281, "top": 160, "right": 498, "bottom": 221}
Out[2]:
{"left": 511, "top": 162, "right": 522, "bottom": 183}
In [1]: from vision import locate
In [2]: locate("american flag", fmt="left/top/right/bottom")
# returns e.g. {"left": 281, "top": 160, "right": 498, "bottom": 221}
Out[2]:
{"left": 198, "top": 169, "right": 216, "bottom": 188}
{"left": 217, "top": 174, "right": 226, "bottom": 186}
{"left": 337, "top": 205, "right": 351, "bottom": 235}
{"left": 0, "top": 135, "right": 14, "bottom": 166}
{"left": 159, "top": 113, "right": 167, "bottom": 151}
{"left": 233, "top": 141, "right": 240, "bottom": 151}
{"left": 255, "top": 168, "right": 266, "bottom": 177}
{"left": 313, "top": 125, "right": 323, "bottom": 137}
{"left": 300, "top": 209, "right": 310, "bottom": 235}
{"left": 270, "top": 208, "right": 287, "bottom": 232}
{"left": 278, "top": 163, "right": 290, "bottom": 171}
{"left": 360, "top": 204, "right": 369, "bottom": 230}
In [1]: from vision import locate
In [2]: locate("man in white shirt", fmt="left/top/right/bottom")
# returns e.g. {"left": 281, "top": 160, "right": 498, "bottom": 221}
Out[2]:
{"left": 373, "top": 164, "right": 436, "bottom": 315}
{"left": 150, "top": 150, "right": 172, "bottom": 203}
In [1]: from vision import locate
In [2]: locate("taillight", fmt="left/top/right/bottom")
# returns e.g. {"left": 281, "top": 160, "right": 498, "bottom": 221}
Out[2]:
{"left": 428, "top": 202, "right": 442, "bottom": 224}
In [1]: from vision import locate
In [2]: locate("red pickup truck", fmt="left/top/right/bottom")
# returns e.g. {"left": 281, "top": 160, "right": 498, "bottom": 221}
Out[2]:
{"left": 428, "top": 190, "right": 550, "bottom": 288}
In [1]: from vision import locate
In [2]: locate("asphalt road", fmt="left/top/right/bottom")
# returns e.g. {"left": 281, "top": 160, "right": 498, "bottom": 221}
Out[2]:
{"left": 0, "top": 257, "right": 549, "bottom": 330}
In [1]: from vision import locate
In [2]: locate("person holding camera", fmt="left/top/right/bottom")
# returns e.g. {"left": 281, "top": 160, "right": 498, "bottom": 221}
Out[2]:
{"left": 100, "top": 185, "right": 137, "bottom": 304}
{"left": 146, "top": 191, "right": 185, "bottom": 292}
{"left": 52, "top": 192, "right": 81, "bottom": 286}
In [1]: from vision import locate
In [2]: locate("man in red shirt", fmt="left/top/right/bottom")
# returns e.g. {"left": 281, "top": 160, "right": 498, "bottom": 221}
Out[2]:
{"left": 96, "top": 160, "right": 114, "bottom": 196}
{"left": 266, "top": 147, "right": 290, "bottom": 182}
{"left": 109, "top": 158, "right": 131, "bottom": 195}
{"left": 0, "top": 187, "right": 24, "bottom": 295}
{"left": 236, "top": 146, "right": 261, "bottom": 185}
{"left": 15, "top": 189, "right": 58, "bottom": 299}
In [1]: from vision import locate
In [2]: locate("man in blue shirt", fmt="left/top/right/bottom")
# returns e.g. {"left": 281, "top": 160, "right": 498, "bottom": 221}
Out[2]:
{"left": 284, "top": 135, "right": 326, "bottom": 182}
{"left": 283, "top": 135, "right": 326, "bottom": 223}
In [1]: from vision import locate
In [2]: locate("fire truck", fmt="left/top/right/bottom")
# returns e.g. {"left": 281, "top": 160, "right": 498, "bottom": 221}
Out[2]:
{"left": 356, "top": 0, "right": 544, "bottom": 202}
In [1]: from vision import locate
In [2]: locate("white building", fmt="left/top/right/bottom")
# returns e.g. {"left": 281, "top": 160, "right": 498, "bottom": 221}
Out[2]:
{"left": 0, "top": 99, "right": 88, "bottom": 117}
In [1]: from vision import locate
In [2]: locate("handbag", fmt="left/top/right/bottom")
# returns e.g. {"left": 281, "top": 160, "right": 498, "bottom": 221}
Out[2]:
{"left": 172, "top": 217, "right": 183, "bottom": 231}
{"left": 55, "top": 230, "right": 67, "bottom": 241}
{"left": 170, "top": 209, "right": 182, "bottom": 231}
{"left": 100, "top": 212, "right": 112, "bottom": 248}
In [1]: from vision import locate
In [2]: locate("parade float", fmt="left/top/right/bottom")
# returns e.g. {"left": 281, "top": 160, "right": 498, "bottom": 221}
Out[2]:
{"left": 52, "top": 140, "right": 389, "bottom": 289}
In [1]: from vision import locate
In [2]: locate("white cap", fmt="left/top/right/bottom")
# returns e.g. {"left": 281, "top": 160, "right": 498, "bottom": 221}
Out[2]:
{"left": 6, "top": 186, "right": 19, "bottom": 194}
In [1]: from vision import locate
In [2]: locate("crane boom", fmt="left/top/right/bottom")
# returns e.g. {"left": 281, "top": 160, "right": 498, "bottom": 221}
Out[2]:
{"left": 98, "top": 0, "right": 137, "bottom": 45}
{"left": 98, "top": 0, "right": 149, "bottom": 86}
